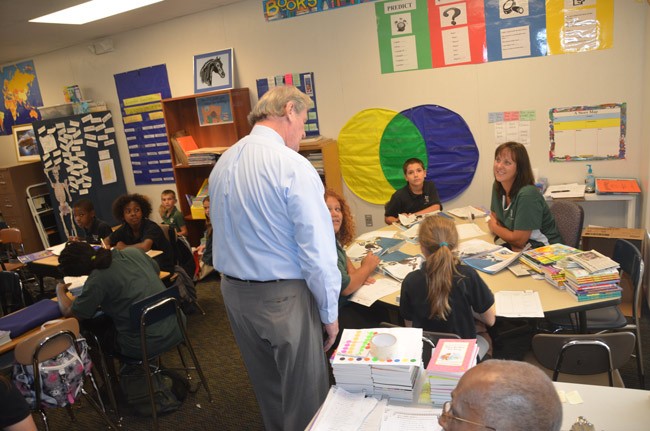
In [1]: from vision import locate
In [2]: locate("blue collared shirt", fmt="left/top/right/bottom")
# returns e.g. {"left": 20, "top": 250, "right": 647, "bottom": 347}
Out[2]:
{"left": 209, "top": 125, "right": 341, "bottom": 324}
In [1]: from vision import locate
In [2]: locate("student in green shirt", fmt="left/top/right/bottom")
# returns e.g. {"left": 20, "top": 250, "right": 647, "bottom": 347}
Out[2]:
{"left": 488, "top": 142, "right": 561, "bottom": 251}
{"left": 159, "top": 189, "right": 188, "bottom": 237}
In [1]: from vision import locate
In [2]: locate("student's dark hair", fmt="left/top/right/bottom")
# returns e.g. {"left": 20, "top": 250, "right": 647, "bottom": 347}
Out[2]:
{"left": 112, "top": 193, "right": 152, "bottom": 221}
{"left": 493, "top": 142, "right": 535, "bottom": 200}
{"left": 324, "top": 189, "right": 355, "bottom": 246}
{"left": 402, "top": 158, "right": 425, "bottom": 174}
{"left": 418, "top": 216, "right": 462, "bottom": 320}
{"left": 58, "top": 242, "right": 112, "bottom": 276}
{"left": 202, "top": 195, "right": 210, "bottom": 203}
{"left": 73, "top": 198, "right": 95, "bottom": 212}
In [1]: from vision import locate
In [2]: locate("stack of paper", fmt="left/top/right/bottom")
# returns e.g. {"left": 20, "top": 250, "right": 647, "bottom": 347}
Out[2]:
{"left": 447, "top": 206, "right": 489, "bottom": 219}
{"left": 543, "top": 183, "right": 586, "bottom": 199}
{"left": 0, "top": 330, "right": 11, "bottom": 346}
{"left": 331, "top": 328, "right": 423, "bottom": 402}
{"left": 427, "top": 339, "right": 478, "bottom": 406}
{"left": 568, "top": 250, "right": 620, "bottom": 273}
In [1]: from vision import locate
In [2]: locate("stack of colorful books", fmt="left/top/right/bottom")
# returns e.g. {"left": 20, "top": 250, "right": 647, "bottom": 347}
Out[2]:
{"left": 331, "top": 328, "right": 423, "bottom": 402}
{"left": 426, "top": 339, "right": 478, "bottom": 406}
{"left": 519, "top": 243, "right": 581, "bottom": 288}
{"left": 563, "top": 250, "right": 622, "bottom": 301}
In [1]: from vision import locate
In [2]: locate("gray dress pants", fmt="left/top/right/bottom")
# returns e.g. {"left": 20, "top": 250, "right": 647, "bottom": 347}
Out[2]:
{"left": 221, "top": 277, "right": 329, "bottom": 431}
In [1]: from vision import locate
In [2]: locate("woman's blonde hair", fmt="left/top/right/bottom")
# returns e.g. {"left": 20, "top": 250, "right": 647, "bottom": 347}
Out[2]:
{"left": 324, "top": 189, "right": 356, "bottom": 246}
{"left": 418, "top": 216, "right": 461, "bottom": 320}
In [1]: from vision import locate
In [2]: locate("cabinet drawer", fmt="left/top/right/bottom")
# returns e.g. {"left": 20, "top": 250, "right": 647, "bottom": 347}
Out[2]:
{"left": 0, "top": 172, "right": 14, "bottom": 194}
{"left": 0, "top": 195, "right": 20, "bottom": 217}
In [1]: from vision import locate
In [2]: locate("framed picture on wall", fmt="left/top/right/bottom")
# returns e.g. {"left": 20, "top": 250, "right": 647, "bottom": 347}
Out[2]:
{"left": 12, "top": 124, "right": 40, "bottom": 162}
{"left": 194, "top": 48, "right": 234, "bottom": 93}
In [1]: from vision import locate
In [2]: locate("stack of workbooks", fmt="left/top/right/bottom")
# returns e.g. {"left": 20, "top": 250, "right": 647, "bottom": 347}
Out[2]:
{"left": 426, "top": 339, "right": 478, "bottom": 406}
{"left": 563, "top": 250, "right": 622, "bottom": 301}
{"left": 331, "top": 328, "right": 423, "bottom": 402}
{"left": 519, "top": 244, "right": 581, "bottom": 288}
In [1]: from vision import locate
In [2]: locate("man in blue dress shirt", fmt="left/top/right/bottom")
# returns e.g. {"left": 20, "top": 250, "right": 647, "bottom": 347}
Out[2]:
{"left": 209, "top": 85, "right": 341, "bottom": 431}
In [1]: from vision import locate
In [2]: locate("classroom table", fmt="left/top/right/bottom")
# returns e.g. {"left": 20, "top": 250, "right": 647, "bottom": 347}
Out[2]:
{"left": 372, "top": 218, "right": 620, "bottom": 333}
{"left": 308, "top": 381, "right": 650, "bottom": 430}
{"left": 545, "top": 193, "right": 638, "bottom": 229}
{"left": 0, "top": 268, "right": 169, "bottom": 356}
{"left": 26, "top": 249, "right": 165, "bottom": 296}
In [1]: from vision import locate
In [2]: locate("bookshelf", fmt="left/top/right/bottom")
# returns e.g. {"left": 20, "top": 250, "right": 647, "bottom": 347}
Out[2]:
{"left": 162, "top": 88, "right": 252, "bottom": 245}
{"left": 299, "top": 138, "right": 343, "bottom": 196}
{"left": 162, "top": 88, "right": 343, "bottom": 245}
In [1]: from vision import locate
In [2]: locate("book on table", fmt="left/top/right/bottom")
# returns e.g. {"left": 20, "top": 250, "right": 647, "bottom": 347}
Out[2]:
{"left": 568, "top": 249, "right": 620, "bottom": 273}
{"left": 460, "top": 244, "right": 529, "bottom": 275}
{"left": 427, "top": 339, "right": 478, "bottom": 406}
{"left": 447, "top": 206, "right": 489, "bottom": 219}
{"left": 346, "top": 237, "right": 404, "bottom": 261}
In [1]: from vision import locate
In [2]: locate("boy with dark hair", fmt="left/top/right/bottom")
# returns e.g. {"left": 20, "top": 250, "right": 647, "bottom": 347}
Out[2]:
{"left": 71, "top": 198, "right": 112, "bottom": 245}
{"left": 384, "top": 157, "right": 442, "bottom": 224}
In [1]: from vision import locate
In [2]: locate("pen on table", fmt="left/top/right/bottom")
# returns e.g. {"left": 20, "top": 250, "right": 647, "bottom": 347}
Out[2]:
{"left": 100, "top": 237, "right": 108, "bottom": 249}
{"left": 551, "top": 190, "right": 570, "bottom": 193}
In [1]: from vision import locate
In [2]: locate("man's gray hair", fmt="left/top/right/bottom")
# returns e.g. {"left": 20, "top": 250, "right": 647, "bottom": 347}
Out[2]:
{"left": 247, "top": 85, "right": 313, "bottom": 126}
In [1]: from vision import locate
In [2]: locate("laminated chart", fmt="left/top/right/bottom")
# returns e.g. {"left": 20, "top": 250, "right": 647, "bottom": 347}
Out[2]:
{"left": 549, "top": 103, "right": 625, "bottom": 162}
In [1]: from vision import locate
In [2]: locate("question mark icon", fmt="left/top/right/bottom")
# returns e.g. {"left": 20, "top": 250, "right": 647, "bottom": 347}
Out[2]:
{"left": 443, "top": 7, "right": 461, "bottom": 26}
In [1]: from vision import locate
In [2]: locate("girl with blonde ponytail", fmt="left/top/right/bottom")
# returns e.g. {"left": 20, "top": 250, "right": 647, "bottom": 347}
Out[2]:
{"left": 400, "top": 216, "right": 496, "bottom": 357}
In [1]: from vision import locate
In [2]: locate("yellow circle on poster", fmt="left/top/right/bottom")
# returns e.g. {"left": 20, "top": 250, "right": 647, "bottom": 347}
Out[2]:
{"left": 338, "top": 109, "right": 396, "bottom": 205}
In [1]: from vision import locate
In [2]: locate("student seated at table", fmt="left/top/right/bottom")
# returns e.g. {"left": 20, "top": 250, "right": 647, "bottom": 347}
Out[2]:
{"left": 159, "top": 189, "right": 188, "bottom": 237}
{"left": 400, "top": 216, "right": 495, "bottom": 358}
{"left": 69, "top": 198, "right": 112, "bottom": 245}
{"left": 439, "top": 360, "right": 562, "bottom": 431}
{"left": 106, "top": 193, "right": 175, "bottom": 273}
{"left": 488, "top": 142, "right": 561, "bottom": 251}
{"left": 55, "top": 242, "right": 183, "bottom": 359}
{"left": 384, "top": 158, "right": 442, "bottom": 225}
{"left": 195, "top": 195, "right": 215, "bottom": 281}
{"left": 325, "top": 190, "right": 388, "bottom": 331}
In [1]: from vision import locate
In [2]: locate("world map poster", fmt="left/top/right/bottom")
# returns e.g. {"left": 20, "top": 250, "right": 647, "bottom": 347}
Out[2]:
{"left": 1, "top": 60, "right": 43, "bottom": 135}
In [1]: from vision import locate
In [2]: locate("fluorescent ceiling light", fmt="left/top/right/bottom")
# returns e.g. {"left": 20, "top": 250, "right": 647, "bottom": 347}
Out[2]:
{"left": 30, "top": 0, "right": 164, "bottom": 25}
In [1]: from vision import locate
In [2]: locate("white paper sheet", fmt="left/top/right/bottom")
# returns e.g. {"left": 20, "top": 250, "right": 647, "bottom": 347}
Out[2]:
{"left": 350, "top": 278, "right": 401, "bottom": 307}
{"left": 495, "top": 290, "right": 544, "bottom": 318}
{"left": 455, "top": 223, "right": 487, "bottom": 240}
{"left": 310, "top": 386, "right": 378, "bottom": 431}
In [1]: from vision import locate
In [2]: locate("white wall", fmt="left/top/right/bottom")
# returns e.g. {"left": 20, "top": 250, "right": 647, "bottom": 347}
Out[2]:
{"left": 1, "top": 0, "right": 647, "bottom": 228}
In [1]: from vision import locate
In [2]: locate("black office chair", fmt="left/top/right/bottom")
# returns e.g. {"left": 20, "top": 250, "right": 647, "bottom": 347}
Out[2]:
{"left": 547, "top": 239, "right": 645, "bottom": 388}
{"left": 526, "top": 332, "right": 636, "bottom": 387}
{"left": 123, "top": 285, "right": 213, "bottom": 430}
{"left": 0, "top": 270, "right": 24, "bottom": 316}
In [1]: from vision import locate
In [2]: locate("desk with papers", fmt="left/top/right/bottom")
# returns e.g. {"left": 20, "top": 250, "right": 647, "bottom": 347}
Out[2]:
{"left": 308, "top": 382, "right": 650, "bottom": 430}
{"left": 350, "top": 217, "right": 619, "bottom": 332}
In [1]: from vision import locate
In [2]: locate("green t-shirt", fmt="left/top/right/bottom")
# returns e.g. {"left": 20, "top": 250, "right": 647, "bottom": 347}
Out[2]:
{"left": 72, "top": 248, "right": 183, "bottom": 358}
{"left": 336, "top": 241, "right": 351, "bottom": 308}
{"left": 161, "top": 206, "right": 186, "bottom": 233}
{"left": 490, "top": 185, "right": 562, "bottom": 247}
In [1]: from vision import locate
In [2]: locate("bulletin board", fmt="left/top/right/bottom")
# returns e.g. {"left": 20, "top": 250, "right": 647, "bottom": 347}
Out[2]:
{"left": 549, "top": 103, "right": 626, "bottom": 162}
{"left": 32, "top": 111, "right": 127, "bottom": 242}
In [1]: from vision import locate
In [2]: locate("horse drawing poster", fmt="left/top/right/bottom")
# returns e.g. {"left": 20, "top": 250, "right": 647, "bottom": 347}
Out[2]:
{"left": 194, "top": 48, "right": 234, "bottom": 93}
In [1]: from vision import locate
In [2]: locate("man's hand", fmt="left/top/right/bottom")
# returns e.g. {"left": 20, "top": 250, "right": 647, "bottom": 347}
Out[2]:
{"left": 322, "top": 320, "right": 339, "bottom": 351}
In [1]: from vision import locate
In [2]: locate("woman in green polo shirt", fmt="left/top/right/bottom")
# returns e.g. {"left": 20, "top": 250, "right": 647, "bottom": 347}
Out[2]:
{"left": 487, "top": 142, "right": 561, "bottom": 251}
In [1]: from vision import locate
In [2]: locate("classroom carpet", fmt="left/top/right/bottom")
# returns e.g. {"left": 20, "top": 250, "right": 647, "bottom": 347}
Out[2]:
{"left": 42, "top": 278, "right": 649, "bottom": 430}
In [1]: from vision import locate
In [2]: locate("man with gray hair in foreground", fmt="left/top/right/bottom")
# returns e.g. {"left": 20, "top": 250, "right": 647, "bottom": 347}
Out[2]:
{"left": 439, "top": 360, "right": 562, "bottom": 431}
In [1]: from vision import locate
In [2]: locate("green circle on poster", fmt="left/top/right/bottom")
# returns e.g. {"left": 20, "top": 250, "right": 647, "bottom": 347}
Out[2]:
{"left": 379, "top": 113, "right": 427, "bottom": 190}
{"left": 338, "top": 109, "right": 397, "bottom": 205}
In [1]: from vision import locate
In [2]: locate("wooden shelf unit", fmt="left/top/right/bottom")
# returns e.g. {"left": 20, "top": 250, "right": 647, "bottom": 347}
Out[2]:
{"left": 161, "top": 88, "right": 252, "bottom": 246}
{"left": 299, "top": 138, "right": 343, "bottom": 196}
